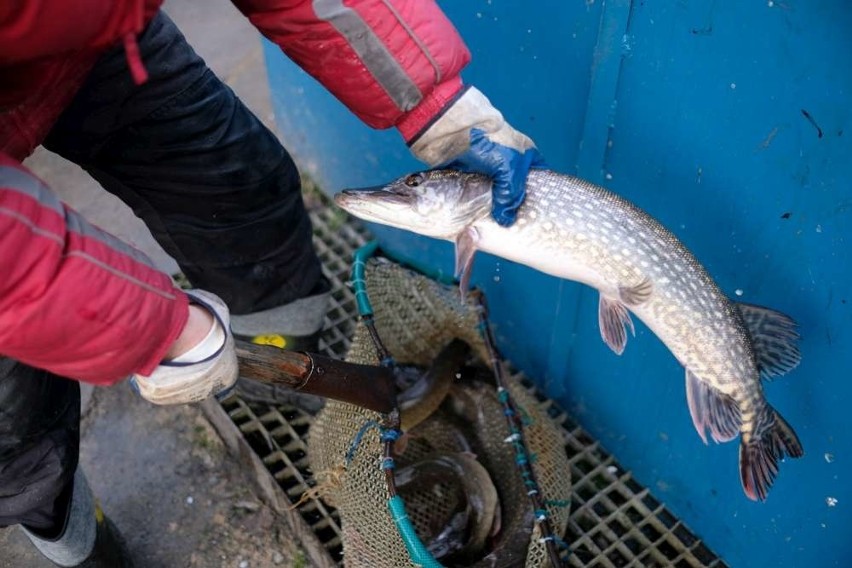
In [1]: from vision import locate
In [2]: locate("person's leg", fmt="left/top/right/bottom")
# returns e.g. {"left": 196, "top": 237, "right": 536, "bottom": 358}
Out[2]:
{"left": 0, "top": 361, "right": 131, "bottom": 567}
{"left": 43, "top": 12, "right": 329, "bottom": 330}
{"left": 45, "top": 11, "right": 327, "bottom": 410}
{"left": 0, "top": 360, "right": 79, "bottom": 535}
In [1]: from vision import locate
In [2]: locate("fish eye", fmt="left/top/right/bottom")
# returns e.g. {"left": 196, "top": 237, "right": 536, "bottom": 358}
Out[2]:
{"left": 404, "top": 173, "right": 425, "bottom": 187}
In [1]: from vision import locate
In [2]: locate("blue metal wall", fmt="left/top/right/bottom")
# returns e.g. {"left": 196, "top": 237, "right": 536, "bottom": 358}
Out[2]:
{"left": 262, "top": 1, "right": 851, "bottom": 565}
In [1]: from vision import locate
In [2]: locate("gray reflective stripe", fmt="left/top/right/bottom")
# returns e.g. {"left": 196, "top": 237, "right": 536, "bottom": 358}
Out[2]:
{"left": 66, "top": 250, "right": 177, "bottom": 300}
{"left": 64, "top": 210, "right": 158, "bottom": 270}
{"left": 0, "top": 165, "right": 64, "bottom": 216}
{"left": 2, "top": 165, "right": 175, "bottom": 301}
{"left": 313, "top": 0, "right": 423, "bottom": 111}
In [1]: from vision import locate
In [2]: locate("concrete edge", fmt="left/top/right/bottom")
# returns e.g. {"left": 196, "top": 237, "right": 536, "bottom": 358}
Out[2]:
{"left": 200, "top": 398, "right": 337, "bottom": 568}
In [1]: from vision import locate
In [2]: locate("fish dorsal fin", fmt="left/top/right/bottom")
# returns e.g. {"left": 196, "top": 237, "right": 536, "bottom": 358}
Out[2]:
{"left": 619, "top": 277, "right": 654, "bottom": 306}
{"left": 735, "top": 303, "right": 801, "bottom": 380}
{"left": 454, "top": 227, "right": 480, "bottom": 295}
{"left": 685, "top": 369, "right": 741, "bottom": 444}
{"left": 598, "top": 295, "right": 635, "bottom": 355}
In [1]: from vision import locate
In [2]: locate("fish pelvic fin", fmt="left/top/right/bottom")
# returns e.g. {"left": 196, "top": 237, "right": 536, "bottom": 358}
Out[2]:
{"left": 739, "top": 407, "right": 804, "bottom": 501}
{"left": 735, "top": 303, "right": 802, "bottom": 380}
{"left": 598, "top": 294, "right": 635, "bottom": 355}
{"left": 454, "top": 227, "right": 480, "bottom": 296}
{"left": 685, "top": 370, "right": 741, "bottom": 444}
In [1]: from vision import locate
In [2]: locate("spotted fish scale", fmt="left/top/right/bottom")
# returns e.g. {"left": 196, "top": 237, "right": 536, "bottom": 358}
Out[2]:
{"left": 490, "top": 176, "right": 732, "bottom": 377}
{"left": 335, "top": 168, "right": 804, "bottom": 501}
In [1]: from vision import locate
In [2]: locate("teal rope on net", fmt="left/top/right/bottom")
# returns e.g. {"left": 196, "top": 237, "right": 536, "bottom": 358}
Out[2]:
{"left": 348, "top": 242, "right": 443, "bottom": 567}
{"left": 351, "top": 241, "right": 394, "bottom": 366}
{"left": 389, "top": 496, "right": 443, "bottom": 568}
{"left": 474, "top": 292, "right": 566, "bottom": 567}
{"left": 352, "top": 241, "right": 380, "bottom": 316}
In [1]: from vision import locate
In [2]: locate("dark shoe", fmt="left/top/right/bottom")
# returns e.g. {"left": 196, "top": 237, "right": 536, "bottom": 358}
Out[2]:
{"left": 230, "top": 277, "right": 330, "bottom": 352}
{"left": 228, "top": 278, "right": 330, "bottom": 412}
{"left": 23, "top": 469, "right": 133, "bottom": 568}
{"left": 76, "top": 512, "right": 133, "bottom": 568}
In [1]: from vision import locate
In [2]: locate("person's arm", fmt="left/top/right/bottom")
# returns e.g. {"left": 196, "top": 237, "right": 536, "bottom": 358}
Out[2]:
{"left": 232, "top": 0, "right": 544, "bottom": 225}
{"left": 0, "top": 153, "right": 187, "bottom": 384}
{"left": 231, "top": 0, "right": 470, "bottom": 131}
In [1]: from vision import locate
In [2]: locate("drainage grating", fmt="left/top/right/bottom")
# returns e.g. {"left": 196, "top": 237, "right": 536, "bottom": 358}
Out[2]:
{"left": 521, "top": 378, "right": 727, "bottom": 568}
{"left": 215, "top": 192, "right": 728, "bottom": 567}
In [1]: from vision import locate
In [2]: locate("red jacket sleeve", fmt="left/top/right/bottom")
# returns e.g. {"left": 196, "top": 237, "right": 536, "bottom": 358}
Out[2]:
{"left": 231, "top": 0, "right": 471, "bottom": 141}
{"left": 0, "top": 154, "right": 188, "bottom": 384}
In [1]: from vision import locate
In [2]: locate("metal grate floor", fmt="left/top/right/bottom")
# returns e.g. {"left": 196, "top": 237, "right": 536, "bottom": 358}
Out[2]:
{"left": 216, "top": 193, "right": 728, "bottom": 567}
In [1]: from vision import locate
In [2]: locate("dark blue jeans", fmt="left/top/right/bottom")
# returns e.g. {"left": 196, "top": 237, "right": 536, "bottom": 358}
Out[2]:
{"left": 0, "top": 11, "right": 322, "bottom": 533}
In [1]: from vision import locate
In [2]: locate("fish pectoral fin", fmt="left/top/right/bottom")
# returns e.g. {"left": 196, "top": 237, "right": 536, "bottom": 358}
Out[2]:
{"left": 598, "top": 294, "right": 635, "bottom": 355}
{"left": 454, "top": 227, "right": 480, "bottom": 296}
{"left": 735, "top": 303, "right": 801, "bottom": 380}
{"left": 619, "top": 277, "right": 654, "bottom": 306}
{"left": 685, "top": 369, "right": 741, "bottom": 444}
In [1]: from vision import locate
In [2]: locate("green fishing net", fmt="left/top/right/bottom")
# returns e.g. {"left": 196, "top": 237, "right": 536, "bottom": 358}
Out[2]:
{"left": 308, "top": 257, "right": 571, "bottom": 567}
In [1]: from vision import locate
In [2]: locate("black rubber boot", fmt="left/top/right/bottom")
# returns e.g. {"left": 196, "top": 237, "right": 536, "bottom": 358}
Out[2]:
{"left": 23, "top": 468, "right": 133, "bottom": 567}
{"left": 75, "top": 512, "right": 133, "bottom": 568}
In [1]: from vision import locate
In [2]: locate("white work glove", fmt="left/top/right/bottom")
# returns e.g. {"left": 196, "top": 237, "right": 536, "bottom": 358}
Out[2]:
{"left": 132, "top": 289, "right": 238, "bottom": 405}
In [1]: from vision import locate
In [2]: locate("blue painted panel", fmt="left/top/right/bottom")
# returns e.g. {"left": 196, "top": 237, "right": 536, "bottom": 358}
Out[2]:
{"left": 262, "top": 1, "right": 851, "bottom": 566}
{"left": 568, "top": 3, "right": 850, "bottom": 567}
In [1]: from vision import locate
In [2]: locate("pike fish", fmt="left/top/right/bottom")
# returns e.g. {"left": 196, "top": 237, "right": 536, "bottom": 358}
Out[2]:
{"left": 335, "top": 169, "right": 804, "bottom": 501}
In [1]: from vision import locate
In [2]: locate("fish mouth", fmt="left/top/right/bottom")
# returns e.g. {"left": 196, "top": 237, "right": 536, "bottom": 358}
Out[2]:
{"left": 334, "top": 187, "right": 414, "bottom": 224}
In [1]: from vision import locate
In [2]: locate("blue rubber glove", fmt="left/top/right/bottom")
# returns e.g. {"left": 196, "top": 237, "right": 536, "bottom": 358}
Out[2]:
{"left": 409, "top": 86, "right": 546, "bottom": 226}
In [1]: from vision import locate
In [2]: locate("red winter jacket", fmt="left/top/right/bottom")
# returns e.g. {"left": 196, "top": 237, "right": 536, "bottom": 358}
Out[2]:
{"left": 0, "top": 0, "right": 470, "bottom": 384}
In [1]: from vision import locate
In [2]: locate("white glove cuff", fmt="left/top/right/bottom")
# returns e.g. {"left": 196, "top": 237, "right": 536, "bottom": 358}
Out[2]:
{"left": 409, "top": 86, "right": 535, "bottom": 166}
{"left": 133, "top": 290, "right": 238, "bottom": 405}
{"left": 169, "top": 310, "right": 225, "bottom": 363}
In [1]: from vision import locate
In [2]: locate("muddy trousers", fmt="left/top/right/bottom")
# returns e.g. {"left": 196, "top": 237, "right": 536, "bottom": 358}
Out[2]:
{"left": 0, "top": 12, "right": 323, "bottom": 563}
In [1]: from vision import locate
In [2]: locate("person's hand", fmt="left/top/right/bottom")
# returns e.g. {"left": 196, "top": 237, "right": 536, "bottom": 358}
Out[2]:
{"left": 131, "top": 290, "right": 238, "bottom": 405}
{"left": 408, "top": 86, "right": 546, "bottom": 226}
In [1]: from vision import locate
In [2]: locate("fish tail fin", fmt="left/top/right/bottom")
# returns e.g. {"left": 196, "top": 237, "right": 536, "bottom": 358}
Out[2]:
{"left": 739, "top": 407, "right": 803, "bottom": 501}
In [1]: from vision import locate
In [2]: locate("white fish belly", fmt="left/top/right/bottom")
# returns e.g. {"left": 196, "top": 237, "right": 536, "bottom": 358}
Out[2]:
{"left": 475, "top": 222, "right": 616, "bottom": 295}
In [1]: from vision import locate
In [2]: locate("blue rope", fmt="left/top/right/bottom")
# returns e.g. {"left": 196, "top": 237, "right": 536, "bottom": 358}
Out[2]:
{"left": 540, "top": 535, "right": 571, "bottom": 550}
{"left": 345, "top": 420, "right": 381, "bottom": 464}
{"left": 380, "top": 428, "right": 401, "bottom": 442}
{"left": 554, "top": 536, "right": 571, "bottom": 550}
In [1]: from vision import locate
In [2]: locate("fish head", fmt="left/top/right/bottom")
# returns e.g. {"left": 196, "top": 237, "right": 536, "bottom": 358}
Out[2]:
{"left": 334, "top": 170, "right": 493, "bottom": 239}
